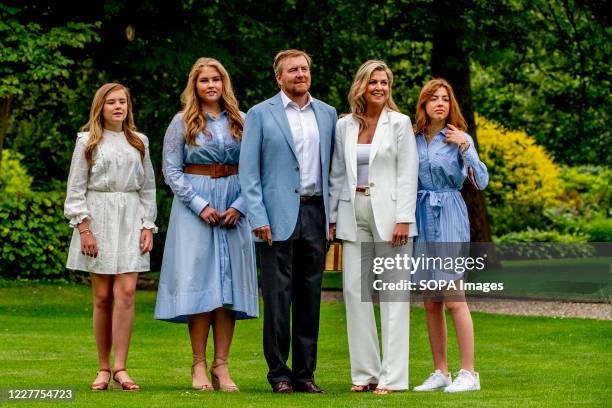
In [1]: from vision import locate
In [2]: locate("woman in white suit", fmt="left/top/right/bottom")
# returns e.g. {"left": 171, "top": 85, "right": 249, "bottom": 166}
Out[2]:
{"left": 329, "top": 60, "right": 418, "bottom": 394}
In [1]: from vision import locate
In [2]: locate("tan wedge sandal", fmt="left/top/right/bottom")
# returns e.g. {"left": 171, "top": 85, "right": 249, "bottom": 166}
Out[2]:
{"left": 192, "top": 355, "right": 214, "bottom": 391}
{"left": 210, "top": 359, "right": 239, "bottom": 392}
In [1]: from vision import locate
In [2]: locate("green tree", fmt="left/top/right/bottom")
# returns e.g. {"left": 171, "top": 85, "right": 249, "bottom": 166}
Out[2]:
{"left": 0, "top": 3, "right": 99, "bottom": 171}
{"left": 469, "top": 0, "right": 611, "bottom": 164}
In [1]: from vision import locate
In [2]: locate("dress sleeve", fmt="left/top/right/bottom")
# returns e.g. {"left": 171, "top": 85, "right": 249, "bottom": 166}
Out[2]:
{"left": 138, "top": 134, "right": 158, "bottom": 232}
{"left": 64, "top": 133, "right": 90, "bottom": 227}
{"left": 162, "top": 114, "right": 210, "bottom": 216}
{"left": 460, "top": 134, "right": 489, "bottom": 190}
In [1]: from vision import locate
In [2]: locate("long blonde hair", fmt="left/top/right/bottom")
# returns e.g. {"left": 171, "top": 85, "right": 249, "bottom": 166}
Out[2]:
{"left": 347, "top": 60, "right": 400, "bottom": 131}
{"left": 180, "top": 57, "right": 243, "bottom": 145}
{"left": 82, "top": 83, "right": 144, "bottom": 165}
{"left": 415, "top": 78, "right": 467, "bottom": 134}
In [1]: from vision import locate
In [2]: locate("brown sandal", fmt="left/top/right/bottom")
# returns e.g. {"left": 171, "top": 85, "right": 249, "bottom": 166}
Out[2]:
{"left": 192, "top": 355, "right": 213, "bottom": 391}
{"left": 90, "top": 368, "right": 111, "bottom": 391}
{"left": 210, "top": 359, "right": 239, "bottom": 392}
{"left": 113, "top": 368, "right": 140, "bottom": 391}
{"left": 351, "top": 383, "right": 377, "bottom": 392}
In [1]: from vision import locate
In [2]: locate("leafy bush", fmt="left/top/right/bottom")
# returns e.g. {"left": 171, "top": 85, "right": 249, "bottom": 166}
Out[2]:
{"left": 0, "top": 150, "right": 32, "bottom": 194}
{"left": 494, "top": 228, "right": 588, "bottom": 243}
{"left": 583, "top": 217, "right": 612, "bottom": 242}
{"left": 476, "top": 115, "right": 562, "bottom": 236}
{"left": 557, "top": 165, "right": 611, "bottom": 218}
{"left": 0, "top": 190, "right": 71, "bottom": 279}
{"left": 494, "top": 228, "right": 593, "bottom": 259}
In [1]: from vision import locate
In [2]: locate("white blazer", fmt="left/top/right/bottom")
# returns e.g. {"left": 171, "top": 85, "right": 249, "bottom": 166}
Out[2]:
{"left": 329, "top": 109, "right": 419, "bottom": 242}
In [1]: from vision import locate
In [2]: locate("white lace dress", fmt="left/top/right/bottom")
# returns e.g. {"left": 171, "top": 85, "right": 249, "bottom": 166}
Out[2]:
{"left": 64, "top": 130, "right": 157, "bottom": 274}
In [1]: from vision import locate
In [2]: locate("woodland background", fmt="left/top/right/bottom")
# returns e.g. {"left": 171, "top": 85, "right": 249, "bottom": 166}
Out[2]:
{"left": 1, "top": 0, "right": 610, "bottom": 278}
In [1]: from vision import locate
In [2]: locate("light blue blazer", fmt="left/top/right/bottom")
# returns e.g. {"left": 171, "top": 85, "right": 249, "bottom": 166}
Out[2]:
{"left": 239, "top": 92, "right": 337, "bottom": 241}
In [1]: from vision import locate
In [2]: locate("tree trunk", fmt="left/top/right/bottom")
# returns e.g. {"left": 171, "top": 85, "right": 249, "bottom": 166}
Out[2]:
{"left": 431, "top": 0, "right": 492, "bottom": 243}
{"left": 0, "top": 95, "right": 13, "bottom": 172}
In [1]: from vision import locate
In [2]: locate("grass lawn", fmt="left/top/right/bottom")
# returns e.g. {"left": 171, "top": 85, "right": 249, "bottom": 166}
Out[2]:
{"left": 0, "top": 281, "right": 610, "bottom": 407}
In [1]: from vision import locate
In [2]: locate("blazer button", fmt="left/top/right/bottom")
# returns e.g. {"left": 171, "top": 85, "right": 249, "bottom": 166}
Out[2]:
{"left": 369, "top": 182, "right": 375, "bottom": 187}
{"left": 295, "top": 166, "right": 299, "bottom": 171}
{"left": 295, "top": 188, "right": 299, "bottom": 193}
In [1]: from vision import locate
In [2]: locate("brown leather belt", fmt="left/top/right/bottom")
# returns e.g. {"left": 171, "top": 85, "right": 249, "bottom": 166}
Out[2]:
{"left": 356, "top": 187, "right": 370, "bottom": 196}
{"left": 300, "top": 195, "right": 323, "bottom": 204}
{"left": 183, "top": 164, "right": 238, "bottom": 178}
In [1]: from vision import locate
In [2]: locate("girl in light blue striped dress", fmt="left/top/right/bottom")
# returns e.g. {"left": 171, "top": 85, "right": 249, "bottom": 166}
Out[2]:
{"left": 412, "top": 79, "right": 488, "bottom": 393}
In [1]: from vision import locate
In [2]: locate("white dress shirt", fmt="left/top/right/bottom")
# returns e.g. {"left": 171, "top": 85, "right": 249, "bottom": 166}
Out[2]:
{"left": 280, "top": 90, "right": 321, "bottom": 195}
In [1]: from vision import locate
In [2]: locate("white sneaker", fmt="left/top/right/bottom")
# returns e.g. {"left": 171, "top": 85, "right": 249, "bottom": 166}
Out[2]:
{"left": 413, "top": 369, "right": 452, "bottom": 391}
{"left": 444, "top": 369, "right": 480, "bottom": 392}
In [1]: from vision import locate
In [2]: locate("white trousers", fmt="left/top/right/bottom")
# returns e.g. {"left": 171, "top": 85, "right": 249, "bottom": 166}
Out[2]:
{"left": 342, "top": 193, "right": 411, "bottom": 390}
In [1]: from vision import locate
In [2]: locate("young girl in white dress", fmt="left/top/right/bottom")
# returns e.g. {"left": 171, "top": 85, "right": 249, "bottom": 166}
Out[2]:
{"left": 64, "top": 83, "right": 157, "bottom": 391}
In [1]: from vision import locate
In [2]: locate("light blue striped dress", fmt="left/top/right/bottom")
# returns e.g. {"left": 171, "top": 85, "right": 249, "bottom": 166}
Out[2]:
{"left": 414, "top": 128, "right": 489, "bottom": 281}
{"left": 154, "top": 112, "right": 259, "bottom": 322}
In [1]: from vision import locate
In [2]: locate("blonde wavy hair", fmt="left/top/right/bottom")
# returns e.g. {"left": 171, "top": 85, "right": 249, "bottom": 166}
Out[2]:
{"left": 348, "top": 60, "right": 400, "bottom": 131}
{"left": 82, "top": 83, "right": 144, "bottom": 165}
{"left": 181, "top": 57, "right": 243, "bottom": 145}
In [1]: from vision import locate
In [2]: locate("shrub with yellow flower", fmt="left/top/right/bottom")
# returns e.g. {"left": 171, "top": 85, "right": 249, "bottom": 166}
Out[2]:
{"left": 475, "top": 115, "right": 562, "bottom": 236}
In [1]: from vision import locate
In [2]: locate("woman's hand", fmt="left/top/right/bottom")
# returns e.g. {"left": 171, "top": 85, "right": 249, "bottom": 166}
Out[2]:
{"left": 329, "top": 223, "right": 336, "bottom": 241}
{"left": 220, "top": 208, "right": 241, "bottom": 228}
{"left": 140, "top": 229, "right": 153, "bottom": 254}
{"left": 200, "top": 206, "right": 221, "bottom": 225}
{"left": 391, "top": 223, "right": 409, "bottom": 247}
{"left": 445, "top": 124, "right": 468, "bottom": 148}
{"left": 78, "top": 220, "right": 98, "bottom": 258}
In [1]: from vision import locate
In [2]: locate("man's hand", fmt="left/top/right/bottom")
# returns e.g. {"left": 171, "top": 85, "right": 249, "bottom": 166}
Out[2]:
{"left": 253, "top": 225, "right": 273, "bottom": 245}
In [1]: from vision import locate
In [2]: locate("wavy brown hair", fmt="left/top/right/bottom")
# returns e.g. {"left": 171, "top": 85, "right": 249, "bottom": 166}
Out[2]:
{"left": 181, "top": 57, "right": 243, "bottom": 145}
{"left": 82, "top": 83, "right": 144, "bottom": 165}
{"left": 415, "top": 78, "right": 467, "bottom": 134}
{"left": 347, "top": 60, "right": 400, "bottom": 131}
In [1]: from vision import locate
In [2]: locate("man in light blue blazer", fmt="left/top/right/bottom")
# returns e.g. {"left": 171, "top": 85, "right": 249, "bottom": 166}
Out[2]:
{"left": 239, "top": 49, "right": 337, "bottom": 394}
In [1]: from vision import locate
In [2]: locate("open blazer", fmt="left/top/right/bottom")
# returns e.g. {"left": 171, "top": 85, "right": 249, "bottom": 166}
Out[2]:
{"left": 329, "top": 109, "right": 419, "bottom": 241}
{"left": 239, "top": 92, "right": 337, "bottom": 241}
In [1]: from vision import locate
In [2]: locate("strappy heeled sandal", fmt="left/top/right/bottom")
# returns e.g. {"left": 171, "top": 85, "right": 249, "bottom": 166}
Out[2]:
{"left": 112, "top": 368, "right": 140, "bottom": 391}
{"left": 90, "top": 368, "right": 111, "bottom": 391}
{"left": 373, "top": 387, "right": 394, "bottom": 395}
{"left": 210, "top": 359, "right": 239, "bottom": 392}
{"left": 192, "top": 355, "right": 214, "bottom": 391}
{"left": 351, "top": 383, "right": 377, "bottom": 392}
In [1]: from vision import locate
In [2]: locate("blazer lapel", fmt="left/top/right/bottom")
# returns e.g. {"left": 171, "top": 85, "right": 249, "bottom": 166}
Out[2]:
{"left": 346, "top": 117, "right": 358, "bottom": 182}
{"left": 269, "top": 92, "right": 298, "bottom": 161}
{"left": 369, "top": 108, "right": 390, "bottom": 164}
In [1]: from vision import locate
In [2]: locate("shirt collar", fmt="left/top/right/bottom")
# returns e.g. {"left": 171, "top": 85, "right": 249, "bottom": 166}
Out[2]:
{"left": 416, "top": 127, "right": 447, "bottom": 140}
{"left": 204, "top": 110, "right": 227, "bottom": 120}
{"left": 280, "top": 90, "right": 313, "bottom": 110}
